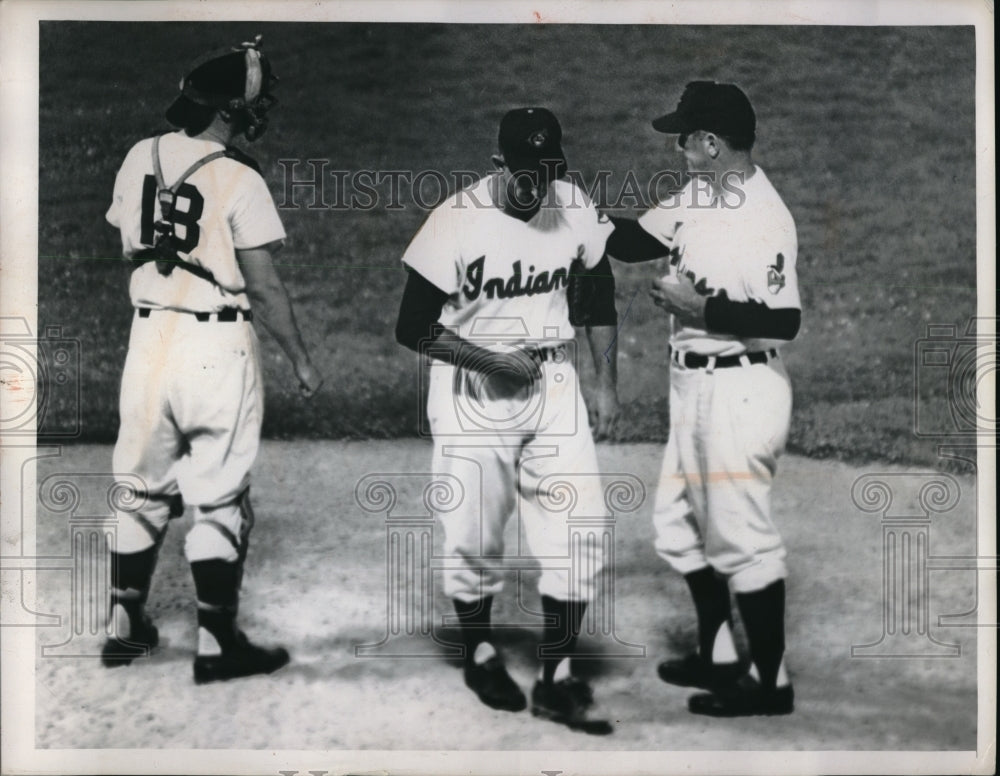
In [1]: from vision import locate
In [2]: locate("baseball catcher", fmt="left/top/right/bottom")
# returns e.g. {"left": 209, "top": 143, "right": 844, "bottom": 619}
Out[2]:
{"left": 103, "top": 36, "right": 323, "bottom": 683}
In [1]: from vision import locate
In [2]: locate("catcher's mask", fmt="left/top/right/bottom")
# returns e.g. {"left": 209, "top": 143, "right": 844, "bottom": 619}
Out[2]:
{"left": 166, "top": 35, "right": 277, "bottom": 142}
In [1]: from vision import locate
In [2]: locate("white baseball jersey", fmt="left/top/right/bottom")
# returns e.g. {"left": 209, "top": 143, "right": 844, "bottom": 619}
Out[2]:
{"left": 646, "top": 164, "right": 799, "bottom": 593}
{"left": 639, "top": 166, "right": 799, "bottom": 357}
{"left": 402, "top": 174, "right": 613, "bottom": 346}
{"left": 106, "top": 130, "right": 286, "bottom": 313}
{"left": 403, "top": 172, "right": 614, "bottom": 604}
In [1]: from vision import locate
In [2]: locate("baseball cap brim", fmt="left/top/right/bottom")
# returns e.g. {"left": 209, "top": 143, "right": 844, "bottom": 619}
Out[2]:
{"left": 652, "top": 111, "right": 692, "bottom": 134}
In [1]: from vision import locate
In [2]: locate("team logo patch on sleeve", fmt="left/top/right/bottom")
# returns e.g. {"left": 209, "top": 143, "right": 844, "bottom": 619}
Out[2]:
{"left": 767, "top": 252, "right": 786, "bottom": 294}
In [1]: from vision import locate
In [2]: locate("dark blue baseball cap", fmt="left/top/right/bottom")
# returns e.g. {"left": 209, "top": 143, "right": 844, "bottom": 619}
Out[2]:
{"left": 653, "top": 81, "right": 756, "bottom": 143}
{"left": 498, "top": 107, "right": 568, "bottom": 181}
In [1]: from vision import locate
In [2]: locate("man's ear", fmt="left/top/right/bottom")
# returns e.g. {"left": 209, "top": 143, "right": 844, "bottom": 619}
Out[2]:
{"left": 490, "top": 154, "right": 505, "bottom": 170}
{"left": 703, "top": 133, "right": 720, "bottom": 159}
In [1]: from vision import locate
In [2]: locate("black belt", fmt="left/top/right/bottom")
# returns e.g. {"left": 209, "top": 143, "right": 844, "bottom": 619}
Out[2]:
{"left": 136, "top": 307, "right": 253, "bottom": 322}
{"left": 525, "top": 344, "right": 567, "bottom": 363}
{"left": 671, "top": 347, "right": 778, "bottom": 369}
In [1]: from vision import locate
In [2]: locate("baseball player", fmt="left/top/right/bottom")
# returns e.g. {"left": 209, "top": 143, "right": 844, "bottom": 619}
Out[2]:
{"left": 102, "top": 36, "right": 323, "bottom": 683}
{"left": 606, "top": 81, "right": 800, "bottom": 716}
{"left": 395, "top": 108, "right": 620, "bottom": 734}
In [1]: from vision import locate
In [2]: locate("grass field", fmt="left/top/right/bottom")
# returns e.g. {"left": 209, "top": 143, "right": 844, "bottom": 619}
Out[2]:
{"left": 36, "top": 23, "right": 979, "bottom": 468}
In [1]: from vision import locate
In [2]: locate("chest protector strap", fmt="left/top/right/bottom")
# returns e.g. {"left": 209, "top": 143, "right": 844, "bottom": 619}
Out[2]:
{"left": 133, "top": 136, "right": 228, "bottom": 285}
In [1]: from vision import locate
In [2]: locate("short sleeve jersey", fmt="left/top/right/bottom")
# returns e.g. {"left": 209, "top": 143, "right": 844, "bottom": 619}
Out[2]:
{"left": 638, "top": 166, "right": 799, "bottom": 357}
{"left": 106, "top": 131, "right": 286, "bottom": 313}
{"left": 402, "top": 175, "right": 614, "bottom": 347}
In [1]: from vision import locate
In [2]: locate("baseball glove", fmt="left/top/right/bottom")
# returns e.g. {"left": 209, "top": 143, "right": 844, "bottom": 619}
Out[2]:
{"left": 568, "top": 255, "right": 619, "bottom": 328}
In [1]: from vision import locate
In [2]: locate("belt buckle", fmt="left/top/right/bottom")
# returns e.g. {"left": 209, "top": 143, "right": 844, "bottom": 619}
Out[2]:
{"left": 531, "top": 344, "right": 565, "bottom": 364}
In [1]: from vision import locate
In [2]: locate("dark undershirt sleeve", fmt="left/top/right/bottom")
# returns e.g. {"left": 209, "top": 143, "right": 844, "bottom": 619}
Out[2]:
{"left": 605, "top": 216, "right": 671, "bottom": 263}
{"left": 395, "top": 267, "right": 449, "bottom": 352}
{"left": 704, "top": 296, "right": 801, "bottom": 340}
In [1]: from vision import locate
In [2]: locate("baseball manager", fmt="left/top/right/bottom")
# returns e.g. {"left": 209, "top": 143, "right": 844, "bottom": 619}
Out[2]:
{"left": 607, "top": 81, "right": 801, "bottom": 717}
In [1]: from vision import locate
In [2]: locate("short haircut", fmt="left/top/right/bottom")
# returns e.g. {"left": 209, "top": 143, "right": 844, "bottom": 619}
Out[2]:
{"left": 180, "top": 101, "right": 218, "bottom": 137}
{"left": 718, "top": 131, "right": 755, "bottom": 152}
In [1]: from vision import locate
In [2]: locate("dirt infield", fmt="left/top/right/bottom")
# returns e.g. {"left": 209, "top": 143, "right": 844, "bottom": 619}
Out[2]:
{"left": 31, "top": 440, "right": 979, "bottom": 752}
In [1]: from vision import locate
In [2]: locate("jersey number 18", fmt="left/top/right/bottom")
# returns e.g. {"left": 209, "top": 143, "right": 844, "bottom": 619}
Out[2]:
{"left": 140, "top": 176, "right": 205, "bottom": 252}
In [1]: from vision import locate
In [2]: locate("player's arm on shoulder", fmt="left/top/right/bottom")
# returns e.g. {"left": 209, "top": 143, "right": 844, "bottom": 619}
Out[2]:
{"left": 605, "top": 216, "right": 671, "bottom": 263}
{"left": 237, "top": 242, "right": 324, "bottom": 396}
{"left": 607, "top": 192, "right": 683, "bottom": 264}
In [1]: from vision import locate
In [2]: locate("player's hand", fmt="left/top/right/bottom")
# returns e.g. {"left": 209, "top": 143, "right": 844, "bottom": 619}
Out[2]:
{"left": 481, "top": 350, "right": 542, "bottom": 400}
{"left": 295, "top": 360, "right": 324, "bottom": 398}
{"left": 650, "top": 272, "right": 707, "bottom": 328}
{"left": 589, "top": 384, "right": 621, "bottom": 441}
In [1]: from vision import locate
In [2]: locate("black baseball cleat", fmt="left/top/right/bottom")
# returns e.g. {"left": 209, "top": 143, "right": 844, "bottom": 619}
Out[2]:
{"left": 193, "top": 631, "right": 290, "bottom": 684}
{"left": 101, "top": 616, "right": 159, "bottom": 667}
{"left": 687, "top": 674, "right": 794, "bottom": 717}
{"left": 531, "top": 678, "right": 613, "bottom": 735}
{"left": 562, "top": 675, "right": 594, "bottom": 708}
{"left": 657, "top": 653, "right": 743, "bottom": 690}
{"left": 463, "top": 656, "right": 528, "bottom": 712}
